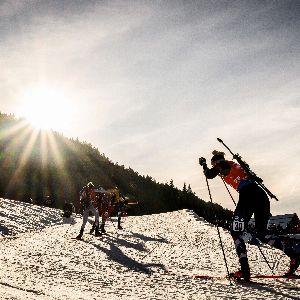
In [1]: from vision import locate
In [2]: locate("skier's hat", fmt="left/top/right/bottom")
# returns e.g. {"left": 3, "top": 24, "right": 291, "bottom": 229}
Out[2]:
{"left": 87, "top": 182, "right": 94, "bottom": 189}
{"left": 211, "top": 150, "right": 225, "bottom": 164}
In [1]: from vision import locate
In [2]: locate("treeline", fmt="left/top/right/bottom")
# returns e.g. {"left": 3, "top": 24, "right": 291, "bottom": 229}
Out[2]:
{"left": 0, "top": 112, "right": 233, "bottom": 226}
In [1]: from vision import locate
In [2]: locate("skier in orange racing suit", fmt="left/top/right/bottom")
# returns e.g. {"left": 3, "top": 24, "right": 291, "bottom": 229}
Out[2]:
{"left": 200, "top": 150, "right": 300, "bottom": 281}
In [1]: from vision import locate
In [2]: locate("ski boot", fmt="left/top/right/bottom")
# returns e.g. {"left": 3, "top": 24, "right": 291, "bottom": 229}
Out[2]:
{"left": 117, "top": 218, "right": 123, "bottom": 230}
{"left": 89, "top": 222, "right": 96, "bottom": 234}
{"left": 95, "top": 225, "right": 101, "bottom": 237}
{"left": 230, "top": 270, "right": 244, "bottom": 281}
{"left": 230, "top": 257, "right": 251, "bottom": 282}
{"left": 284, "top": 258, "right": 300, "bottom": 278}
{"left": 283, "top": 238, "right": 300, "bottom": 277}
{"left": 76, "top": 228, "right": 84, "bottom": 240}
{"left": 100, "top": 223, "right": 106, "bottom": 234}
{"left": 230, "top": 270, "right": 251, "bottom": 282}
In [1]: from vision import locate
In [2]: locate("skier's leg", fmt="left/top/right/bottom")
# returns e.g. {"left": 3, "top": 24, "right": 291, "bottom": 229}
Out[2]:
{"left": 90, "top": 205, "right": 99, "bottom": 226}
{"left": 101, "top": 220, "right": 106, "bottom": 233}
{"left": 282, "top": 238, "right": 300, "bottom": 275}
{"left": 100, "top": 211, "right": 107, "bottom": 233}
{"left": 117, "top": 210, "right": 122, "bottom": 229}
{"left": 286, "top": 258, "right": 300, "bottom": 276}
{"left": 76, "top": 208, "right": 89, "bottom": 239}
{"left": 89, "top": 221, "right": 96, "bottom": 234}
{"left": 253, "top": 187, "right": 270, "bottom": 242}
{"left": 251, "top": 186, "right": 283, "bottom": 250}
{"left": 231, "top": 232, "right": 250, "bottom": 280}
{"left": 90, "top": 205, "right": 100, "bottom": 236}
{"left": 256, "top": 200, "right": 300, "bottom": 275}
{"left": 81, "top": 207, "right": 90, "bottom": 229}
{"left": 230, "top": 192, "right": 253, "bottom": 281}
{"left": 76, "top": 228, "right": 84, "bottom": 240}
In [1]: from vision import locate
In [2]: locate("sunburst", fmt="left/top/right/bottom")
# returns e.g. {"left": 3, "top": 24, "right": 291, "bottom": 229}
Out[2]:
{"left": 17, "top": 85, "right": 74, "bottom": 132}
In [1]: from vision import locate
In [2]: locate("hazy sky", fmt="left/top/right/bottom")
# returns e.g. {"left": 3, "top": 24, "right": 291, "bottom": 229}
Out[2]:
{"left": 1, "top": 0, "right": 300, "bottom": 215}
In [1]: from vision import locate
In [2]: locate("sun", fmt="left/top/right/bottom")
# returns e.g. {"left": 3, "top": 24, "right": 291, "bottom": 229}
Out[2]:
{"left": 18, "top": 86, "right": 74, "bottom": 131}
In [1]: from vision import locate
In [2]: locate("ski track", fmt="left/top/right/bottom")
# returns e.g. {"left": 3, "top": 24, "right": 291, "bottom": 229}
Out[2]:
{"left": 0, "top": 198, "right": 299, "bottom": 299}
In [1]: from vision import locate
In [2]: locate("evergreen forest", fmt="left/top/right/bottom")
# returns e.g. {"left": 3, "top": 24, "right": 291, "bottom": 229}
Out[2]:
{"left": 0, "top": 112, "right": 233, "bottom": 227}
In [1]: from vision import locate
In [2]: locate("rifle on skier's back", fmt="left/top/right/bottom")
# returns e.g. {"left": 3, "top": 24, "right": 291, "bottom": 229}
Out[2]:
{"left": 217, "top": 138, "right": 279, "bottom": 201}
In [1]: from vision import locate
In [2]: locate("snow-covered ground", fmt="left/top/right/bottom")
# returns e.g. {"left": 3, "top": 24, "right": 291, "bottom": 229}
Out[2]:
{"left": 0, "top": 198, "right": 299, "bottom": 300}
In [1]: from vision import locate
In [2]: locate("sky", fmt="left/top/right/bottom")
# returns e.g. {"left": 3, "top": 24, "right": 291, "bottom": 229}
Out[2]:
{"left": 0, "top": 0, "right": 300, "bottom": 216}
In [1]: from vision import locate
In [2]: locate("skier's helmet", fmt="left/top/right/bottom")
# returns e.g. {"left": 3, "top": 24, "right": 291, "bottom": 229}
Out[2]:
{"left": 211, "top": 150, "right": 225, "bottom": 165}
{"left": 87, "top": 182, "right": 94, "bottom": 189}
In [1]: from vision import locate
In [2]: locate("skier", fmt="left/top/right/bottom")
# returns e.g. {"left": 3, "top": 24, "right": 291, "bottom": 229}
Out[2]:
{"left": 90, "top": 189, "right": 112, "bottom": 234}
{"left": 111, "top": 188, "right": 127, "bottom": 230}
{"left": 199, "top": 150, "right": 300, "bottom": 281}
{"left": 100, "top": 192, "right": 110, "bottom": 233}
{"left": 89, "top": 186, "right": 106, "bottom": 235}
{"left": 76, "top": 182, "right": 100, "bottom": 239}
{"left": 63, "top": 201, "right": 75, "bottom": 218}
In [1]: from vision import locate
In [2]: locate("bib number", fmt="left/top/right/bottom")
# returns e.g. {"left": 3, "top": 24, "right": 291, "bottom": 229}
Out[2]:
{"left": 233, "top": 220, "right": 245, "bottom": 232}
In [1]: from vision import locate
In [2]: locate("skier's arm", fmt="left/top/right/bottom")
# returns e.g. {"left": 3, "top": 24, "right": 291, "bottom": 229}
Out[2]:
{"left": 203, "top": 166, "right": 220, "bottom": 179}
{"left": 199, "top": 157, "right": 220, "bottom": 179}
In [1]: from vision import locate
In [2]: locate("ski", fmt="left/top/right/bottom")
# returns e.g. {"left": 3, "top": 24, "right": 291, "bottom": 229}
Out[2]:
{"left": 194, "top": 275, "right": 226, "bottom": 280}
{"left": 253, "top": 274, "right": 300, "bottom": 279}
{"left": 194, "top": 274, "right": 300, "bottom": 289}
{"left": 194, "top": 274, "right": 300, "bottom": 280}
{"left": 194, "top": 275, "right": 265, "bottom": 285}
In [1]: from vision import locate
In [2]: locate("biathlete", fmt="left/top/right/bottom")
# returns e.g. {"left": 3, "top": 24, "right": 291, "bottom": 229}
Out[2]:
{"left": 76, "top": 182, "right": 100, "bottom": 239}
{"left": 200, "top": 150, "right": 300, "bottom": 281}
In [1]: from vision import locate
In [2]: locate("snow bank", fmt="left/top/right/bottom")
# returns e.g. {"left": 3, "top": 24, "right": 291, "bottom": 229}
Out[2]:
{"left": 0, "top": 199, "right": 298, "bottom": 299}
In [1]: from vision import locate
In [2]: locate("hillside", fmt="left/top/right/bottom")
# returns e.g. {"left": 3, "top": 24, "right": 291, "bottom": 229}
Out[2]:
{"left": 0, "top": 198, "right": 299, "bottom": 299}
{"left": 0, "top": 112, "right": 232, "bottom": 225}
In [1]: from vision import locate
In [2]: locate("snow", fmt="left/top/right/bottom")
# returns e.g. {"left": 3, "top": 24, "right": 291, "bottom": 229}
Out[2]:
{"left": 0, "top": 198, "right": 299, "bottom": 299}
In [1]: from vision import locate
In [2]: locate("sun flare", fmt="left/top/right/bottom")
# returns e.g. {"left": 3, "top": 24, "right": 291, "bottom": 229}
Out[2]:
{"left": 18, "top": 86, "right": 74, "bottom": 131}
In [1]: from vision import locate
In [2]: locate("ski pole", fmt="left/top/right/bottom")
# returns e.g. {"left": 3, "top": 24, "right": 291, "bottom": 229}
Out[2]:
{"left": 205, "top": 177, "right": 232, "bottom": 284}
{"left": 221, "top": 178, "right": 236, "bottom": 206}
{"left": 217, "top": 138, "right": 278, "bottom": 201}
{"left": 257, "top": 243, "right": 274, "bottom": 273}
{"left": 140, "top": 234, "right": 166, "bottom": 260}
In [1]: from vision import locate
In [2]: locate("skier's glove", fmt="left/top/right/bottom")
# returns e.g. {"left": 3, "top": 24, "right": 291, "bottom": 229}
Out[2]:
{"left": 199, "top": 157, "right": 207, "bottom": 167}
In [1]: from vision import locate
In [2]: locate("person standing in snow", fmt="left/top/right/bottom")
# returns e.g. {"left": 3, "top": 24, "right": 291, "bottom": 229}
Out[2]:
{"left": 110, "top": 187, "right": 127, "bottom": 230}
{"left": 76, "top": 182, "right": 100, "bottom": 239}
{"left": 115, "top": 196, "right": 127, "bottom": 230}
{"left": 89, "top": 187, "right": 112, "bottom": 234}
{"left": 199, "top": 150, "right": 300, "bottom": 281}
{"left": 63, "top": 201, "right": 75, "bottom": 218}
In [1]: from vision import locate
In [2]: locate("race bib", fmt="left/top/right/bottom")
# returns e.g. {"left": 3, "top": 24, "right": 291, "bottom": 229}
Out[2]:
{"left": 232, "top": 217, "right": 245, "bottom": 232}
